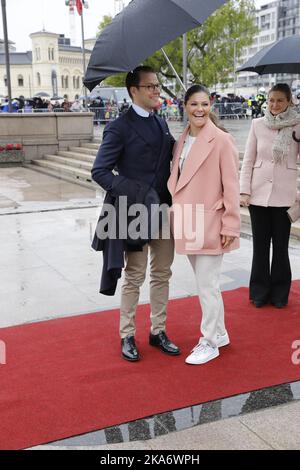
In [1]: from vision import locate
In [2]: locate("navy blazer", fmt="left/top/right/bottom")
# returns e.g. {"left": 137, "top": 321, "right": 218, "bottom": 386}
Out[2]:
{"left": 92, "top": 176, "right": 160, "bottom": 296}
{"left": 92, "top": 106, "right": 175, "bottom": 205}
{"left": 91, "top": 107, "right": 175, "bottom": 296}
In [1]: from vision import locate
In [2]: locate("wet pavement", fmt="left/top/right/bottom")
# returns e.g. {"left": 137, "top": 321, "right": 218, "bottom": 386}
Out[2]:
{"left": 1, "top": 119, "right": 300, "bottom": 449}
{"left": 0, "top": 166, "right": 102, "bottom": 215}
{"left": 1, "top": 203, "right": 300, "bottom": 329}
{"left": 32, "top": 382, "right": 300, "bottom": 449}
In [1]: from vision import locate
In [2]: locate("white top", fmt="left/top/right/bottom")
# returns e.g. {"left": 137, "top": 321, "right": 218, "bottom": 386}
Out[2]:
{"left": 179, "top": 134, "right": 196, "bottom": 173}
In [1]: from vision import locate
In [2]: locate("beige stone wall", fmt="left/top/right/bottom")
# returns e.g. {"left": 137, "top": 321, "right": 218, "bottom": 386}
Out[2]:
{"left": 58, "top": 51, "right": 88, "bottom": 99}
{"left": 84, "top": 38, "right": 96, "bottom": 50}
{"left": 31, "top": 32, "right": 60, "bottom": 97}
{"left": 0, "top": 64, "right": 33, "bottom": 98}
{"left": 0, "top": 112, "right": 94, "bottom": 161}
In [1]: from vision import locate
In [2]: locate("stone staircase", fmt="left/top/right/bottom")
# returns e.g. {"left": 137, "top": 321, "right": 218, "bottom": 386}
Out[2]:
{"left": 24, "top": 138, "right": 101, "bottom": 189}
{"left": 25, "top": 141, "right": 300, "bottom": 239}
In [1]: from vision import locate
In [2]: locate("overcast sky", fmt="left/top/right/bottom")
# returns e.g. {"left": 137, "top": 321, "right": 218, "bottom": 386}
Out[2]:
{"left": 1, "top": 0, "right": 267, "bottom": 52}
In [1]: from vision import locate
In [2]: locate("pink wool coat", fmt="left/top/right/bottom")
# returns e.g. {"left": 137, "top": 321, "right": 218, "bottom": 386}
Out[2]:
{"left": 240, "top": 117, "right": 300, "bottom": 207}
{"left": 167, "top": 119, "right": 241, "bottom": 255}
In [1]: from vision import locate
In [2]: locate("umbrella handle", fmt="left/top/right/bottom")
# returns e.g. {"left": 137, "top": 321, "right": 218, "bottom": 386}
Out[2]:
{"left": 292, "top": 131, "right": 300, "bottom": 143}
{"left": 161, "top": 48, "right": 186, "bottom": 92}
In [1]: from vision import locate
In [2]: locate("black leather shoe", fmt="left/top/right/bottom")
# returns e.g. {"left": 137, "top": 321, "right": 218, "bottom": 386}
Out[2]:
{"left": 271, "top": 302, "right": 287, "bottom": 309}
{"left": 121, "top": 336, "right": 140, "bottom": 362}
{"left": 253, "top": 300, "right": 268, "bottom": 308}
{"left": 149, "top": 331, "right": 181, "bottom": 356}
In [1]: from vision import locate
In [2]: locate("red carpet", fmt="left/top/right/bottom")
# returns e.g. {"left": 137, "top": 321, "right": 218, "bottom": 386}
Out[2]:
{"left": 0, "top": 281, "right": 300, "bottom": 449}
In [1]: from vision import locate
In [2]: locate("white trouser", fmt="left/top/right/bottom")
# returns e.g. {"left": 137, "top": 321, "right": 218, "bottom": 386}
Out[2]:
{"left": 188, "top": 254, "right": 226, "bottom": 348}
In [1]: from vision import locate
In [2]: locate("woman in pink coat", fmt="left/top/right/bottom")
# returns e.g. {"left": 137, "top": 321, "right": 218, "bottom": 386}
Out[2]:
{"left": 168, "top": 85, "right": 240, "bottom": 365}
{"left": 240, "top": 83, "right": 300, "bottom": 309}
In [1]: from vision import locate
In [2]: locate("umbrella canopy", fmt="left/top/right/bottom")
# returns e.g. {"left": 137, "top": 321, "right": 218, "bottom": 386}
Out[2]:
{"left": 84, "top": 0, "right": 226, "bottom": 91}
{"left": 34, "top": 92, "right": 50, "bottom": 97}
{"left": 237, "top": 35, "right": 300, "bottom": 75}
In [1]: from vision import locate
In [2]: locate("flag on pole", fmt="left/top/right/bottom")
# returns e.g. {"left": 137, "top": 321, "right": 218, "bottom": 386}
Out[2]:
{"left": 76, "top": 0, "right": 83, "bottom": 15}
{"left": 76, "top": 0, "right": 87, "bottom": 15}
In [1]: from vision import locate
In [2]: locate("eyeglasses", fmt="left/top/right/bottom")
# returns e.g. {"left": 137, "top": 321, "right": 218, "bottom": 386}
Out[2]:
{"left": 137, "top": 84, "right": 161, "bottom": 92}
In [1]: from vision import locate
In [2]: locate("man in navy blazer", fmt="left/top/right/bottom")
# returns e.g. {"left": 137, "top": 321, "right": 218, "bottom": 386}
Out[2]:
{"left": 92, "top": 66, "right": 180, "bottom": 361}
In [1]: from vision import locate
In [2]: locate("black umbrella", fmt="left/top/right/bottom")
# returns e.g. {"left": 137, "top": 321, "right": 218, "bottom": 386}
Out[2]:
{"left": 34, "top": 92, "right": 50, "bottom": 97}
{"left": 237, "top": 35, "right": 300, "bottom": 75}
{"left": 84, "top": 0, "right": 226, "bottom": 91}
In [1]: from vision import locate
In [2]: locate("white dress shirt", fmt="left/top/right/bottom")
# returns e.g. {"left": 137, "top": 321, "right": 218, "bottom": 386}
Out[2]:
{"left": 132, "top": 103, "right": 151, "bottom": 117}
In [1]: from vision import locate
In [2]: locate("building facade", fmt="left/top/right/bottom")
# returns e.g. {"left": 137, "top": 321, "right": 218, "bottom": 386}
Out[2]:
{"left": 229, "top": 0, "right": 300, "bottom": 96}
{"left": 234, "top": 1, "right": 280, "bottom": 96}
{"left": 278, "top": 0, "right": 300, "bottom": 38}
{"left": 276, "top": 0, "right": 300, "bottom": 82}
{"left": 0, "top": 31, "right": 91, "bottom": 100}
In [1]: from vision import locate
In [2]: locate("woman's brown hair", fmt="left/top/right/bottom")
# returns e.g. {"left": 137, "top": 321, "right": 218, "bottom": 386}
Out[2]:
{"left": 184, "top": 84, "right": 228, "bottom": 133}
{"left": 268, "top": 83, "right": 292, "bottom": 102}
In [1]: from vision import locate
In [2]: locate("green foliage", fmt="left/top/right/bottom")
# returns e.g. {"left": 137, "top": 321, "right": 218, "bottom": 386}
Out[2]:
{"left": 96, "top": 15, "right": 113, "bottom": 36}
{"left": 96, "top": 0, "right": 258, "bottom": 94}
{"left": 145, "top": 0, "right": 258, "bottom": 94}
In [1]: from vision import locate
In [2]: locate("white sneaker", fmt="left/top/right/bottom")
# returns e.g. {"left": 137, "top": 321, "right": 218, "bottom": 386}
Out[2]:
{"left": 216, "top": 332, "right": 230, "bottom": 348}
{"left": 185, "top": 341, "right": 219, "bottom": 365}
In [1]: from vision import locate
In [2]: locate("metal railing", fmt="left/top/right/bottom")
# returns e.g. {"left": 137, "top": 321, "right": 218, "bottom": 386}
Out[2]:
{"left": 212, "top": 102, "right": 252, "bottom": 119}
{"left": 5, "top": 102, "right": 281, "bottom": 122}
{"left": 87, "top": 106, "right": 119, "bottom": 124}
{"left": 157, "top": 105, "right": 183, "bottom": 121}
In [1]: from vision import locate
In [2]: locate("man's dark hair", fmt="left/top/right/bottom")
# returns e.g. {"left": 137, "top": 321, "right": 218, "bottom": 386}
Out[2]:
{"left": 126, "top": 66, "right": 155, "bottom": 99}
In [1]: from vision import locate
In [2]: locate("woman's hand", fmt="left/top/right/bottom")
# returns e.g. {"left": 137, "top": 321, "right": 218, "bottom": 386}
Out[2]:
{"left": 296, "top": 194, "right": 300, "bottom": 202}
{"left": 240, "top": 194, "right": 250, "bottom": 207}
{"left": 221, "top": 235, "right": 236, "bottom": 249}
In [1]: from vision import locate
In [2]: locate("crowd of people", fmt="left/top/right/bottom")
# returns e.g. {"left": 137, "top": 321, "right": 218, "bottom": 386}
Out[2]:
{"left": 2, "top": 87, "right": 300, "bottom": 123}
{"left": 0, "top": 95, "right": 86, "bottom": 113}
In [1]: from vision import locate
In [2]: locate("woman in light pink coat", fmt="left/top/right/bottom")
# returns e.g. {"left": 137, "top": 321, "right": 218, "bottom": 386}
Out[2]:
{"left": 240, "top": 83, "right": 300, "bottom": 309}
{"left": 168, "top": 85, "right": 240, "bottom": 365}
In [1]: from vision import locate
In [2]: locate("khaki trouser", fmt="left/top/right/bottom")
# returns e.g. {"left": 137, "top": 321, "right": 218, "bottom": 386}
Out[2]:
{"left": 120, "top": 236, "right": 174, "bottom": 339}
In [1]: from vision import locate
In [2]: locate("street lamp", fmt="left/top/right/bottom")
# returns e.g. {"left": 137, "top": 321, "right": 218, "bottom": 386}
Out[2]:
{"left": 233, "top": 38, "right": 238, "bottom": 97}
{"left": 183, "top": 33, "right": 188, "bottom": 91}
{"left": 1, "top": 0, "right": 12, "bottom": 112}
{"left": 80, "top": 2, "right": 88, "bottom": 107}
{"left": 65, "top": 0, "right": 89, "bottom": 107}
